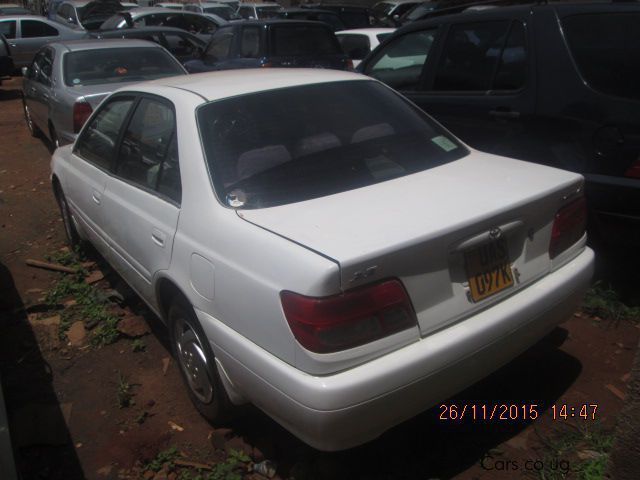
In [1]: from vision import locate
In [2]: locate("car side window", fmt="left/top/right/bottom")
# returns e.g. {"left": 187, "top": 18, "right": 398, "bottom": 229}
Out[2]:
{"left": 240, "top": 26, "right": 261, "bottom": 58}
{"left": 35, "top": 48, "right": 54, "bottom": 86}
{"left": 364, "top": 29, "right": 436, "bottom": 90}
{"left": 75, "top": 97, "right": 135, "bottom": 171}
{"left": 432, "top": 20, "right": 515, "bottom": 92}
{"left": 238, "top": 7, "right": 252, "bottom": 19}
{"left": 0, "top": 20, "right": 16, "bottom": 39}
{"left": 21, "top": 20, "right": 59, "bottom": 38}
{"left": 115, "top": 98, "right": 179, "bottom": 202}
{"left": 157, "top": 135, "right": 181, "bottom": 203}
{"left": 492, "top": 21, "right": 526, "bottom": 91}
{"left": 189, "top": 14, "right": 216, "bottom": 35}
{"left": 338, "top": 34, "right": 370, "bottom": 60}
{"left": 204, "top": 30, "right": 233, "bottom": 61}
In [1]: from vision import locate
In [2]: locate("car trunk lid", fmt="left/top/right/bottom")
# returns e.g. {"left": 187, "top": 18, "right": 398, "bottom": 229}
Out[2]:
{"left": 238, "top": 152, "right": 584, "bottom": 337}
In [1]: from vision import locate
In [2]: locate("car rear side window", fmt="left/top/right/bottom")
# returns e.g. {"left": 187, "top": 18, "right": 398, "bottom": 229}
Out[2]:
{"left": 116, "top": 98, "right": 180, "bottom": 203}
{"left": 563, "top": 13, "right": 640, "bottom": 100}
{"left": 21, "top": 20, "right": 59, "bottom": 38}
{"left": 337, "top": 34, "right": 370, "bottom": 60}
{"left": 75, "top": 97, "right": 135, "bottom": 171}
{"left": 271, "top": 25, "right": 341, "bottom": 56}
{"left": 241, "top": 26, "right": 261, "bottom": 58}
{"left": 197, "top": 80, "right": 468, "bottom": 209}
{"left": 204, "top": 30, "right": 233, "bottom": 61}
{"left": 364, "top": 29, "right": 435, "bottom": 90}
{"left": 0, "top": 20, "right": 17, "bottom": 39}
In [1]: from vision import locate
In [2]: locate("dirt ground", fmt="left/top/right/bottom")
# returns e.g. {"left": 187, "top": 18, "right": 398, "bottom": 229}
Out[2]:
{"left": 1, "top": 75, "right": 639, "bottom": 480}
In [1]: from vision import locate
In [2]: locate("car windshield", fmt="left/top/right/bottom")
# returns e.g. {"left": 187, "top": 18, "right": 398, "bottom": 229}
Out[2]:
{"left": 63, "top": 47, "right": 183, "bottom": 86}
{"left": 271, "top": 25, "right": 341, "bottom": 56}
{"left": 197, "top": 80, "right": 468, "bottom": 209}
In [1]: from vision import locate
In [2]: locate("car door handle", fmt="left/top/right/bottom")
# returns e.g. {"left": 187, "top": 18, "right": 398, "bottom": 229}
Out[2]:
{"left": 9, "top": 42, "right": 16, "bottom": 48}
{"left": 91, "top": 191, "right": 101, "bottom": 205}
{"left": 151, "top": 228, "right": 166, "bottom": 247}
{"left": 489, "top": 109, "right": 520, "bottom": 119}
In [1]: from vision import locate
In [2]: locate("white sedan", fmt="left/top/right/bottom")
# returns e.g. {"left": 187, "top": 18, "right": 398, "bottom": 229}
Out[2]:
{"left": 51, "top": 69, "right": 594, "bottom": 451}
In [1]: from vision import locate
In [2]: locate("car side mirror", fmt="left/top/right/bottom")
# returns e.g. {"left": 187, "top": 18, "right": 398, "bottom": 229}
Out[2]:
{"left": 21, "top": 66, "right": 30, "bottom": 77}
{"left": 68, "top": 17, "right": 77, "bottom": 24}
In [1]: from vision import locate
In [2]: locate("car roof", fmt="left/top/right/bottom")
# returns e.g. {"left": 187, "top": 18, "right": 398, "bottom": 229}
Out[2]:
{"left": 53, "top": 38, "right": 162, "bottom": 51}
{"left": 336, "top": 28, "right": 395, "bottom": 35}
{"left": 142, "top": 69, "right": 366, "bottom": 102}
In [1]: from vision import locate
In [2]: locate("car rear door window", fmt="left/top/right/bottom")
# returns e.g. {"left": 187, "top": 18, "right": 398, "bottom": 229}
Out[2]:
{"left": 338, "top": 34, "right": 370, "bottom": 60}
{"left": 21, "top": 20, "right": 59, "bottom": 38}
{"left": 433, "top": 20, "right": 522, "bottom": 92}
{"left": 115, "top": 98, "right": 180, "bottom": 203}
{"left": 238, "top": 7, "right": 253, "bottom": 19}
{"left": 204, "top": 30, "right": 233, "bottom": 61}
{"left": 240, "top": 26, "right": 261, "bottom": 58}
{"left": 35, "top": 48, "right": 54, "bottom": 86}
{"left": 271, "top": 25, "right": 340, "bottom": 56}
{"left": 0, "top": 20, "right": 17, "bottom": 39}
{"left": 364, "top": 29, "right": 435, "bottom": 90}
{"left": 563, "top": 13, "right": 640, "bottom": 100}
{"left": 75, "top": 97, "right": 135, "bottom": 171}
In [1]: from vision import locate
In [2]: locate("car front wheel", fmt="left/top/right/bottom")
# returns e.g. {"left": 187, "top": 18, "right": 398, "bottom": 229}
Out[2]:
{"left": 54, "top": 184, "right": 81, "bottom": 247}
{"left": 169, "top": 298, "right": 233, "bottom": 423}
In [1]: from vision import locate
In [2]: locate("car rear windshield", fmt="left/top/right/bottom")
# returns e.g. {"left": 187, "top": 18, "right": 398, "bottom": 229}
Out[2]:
{"left": 563, "top": 13, "right": 640, "bottom": 100}
{"left": 271, "top": 25, "right": 340, "bottom": 56}
{"left": 197, "top": 80, "right": 468, "bottom": 209}
{"left": 63, "top": 47, "right": 183, "bottom": 86}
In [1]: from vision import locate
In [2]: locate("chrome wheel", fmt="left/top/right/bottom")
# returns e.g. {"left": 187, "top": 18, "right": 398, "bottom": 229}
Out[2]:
{"left": 174, "top": 314, "right": 214, "bottom": 404}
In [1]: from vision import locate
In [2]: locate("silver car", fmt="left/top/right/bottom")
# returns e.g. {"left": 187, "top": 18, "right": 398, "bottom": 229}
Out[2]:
{"left": 0, "top": 15, "right": 84, "bottom": 68}
{"left": 22, "top": 38, "right": 187, "bottom": 147}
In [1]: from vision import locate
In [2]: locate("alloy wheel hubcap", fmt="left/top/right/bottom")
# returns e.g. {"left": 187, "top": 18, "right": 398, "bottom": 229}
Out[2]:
{"left": 174, "top": 316, "right": 214, "bottom": 404}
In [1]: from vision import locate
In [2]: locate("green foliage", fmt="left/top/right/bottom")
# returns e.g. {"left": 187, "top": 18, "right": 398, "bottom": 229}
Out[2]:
{"left": 583, "top": 282, "right": 640, "bottom": 324}
{"left": 163, "top": 449, "right": 250, "bottom": 480}
{"left": 116, "top": 372, "right": 134, "bottom": 409}
{"left": 91, "top": 316, "right": 120, "bottom": 347}
{"left": 131, "top": 338, "right": 146, "bottom": 352}
{"left": 147, "top": 446, "right": 180, "bottom": 472}
{"left": 576, "top": 455, "right": 607, "bottom": 480}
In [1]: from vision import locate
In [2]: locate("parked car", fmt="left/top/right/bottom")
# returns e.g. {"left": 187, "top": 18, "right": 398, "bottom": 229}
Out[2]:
{"left": 99, "top": 7, "right": 226, "bottom": 41}
{"left": 396, "top": 0, "right": 484, "bottom": 25}
{"left": 336, "top": 27, "right": 394, "bottom": 67}
{"left": 22, "top": 38, "right": 186, "bottom": 147}
{"left": 0, "top": 15, "right": 85, "bottom": 68}
{"left": 54, "top": 0, "right": 128, "bottom": 30}
{"left": 371, "top": 0, "right": 420, "bottom": 26}
{"left": 50, "top": 68, "right": 593, "bottom": 450}
{"left": 278, "top": 8, "right": 345, "bottom": 31}
{"left": 182, "top": 2, "right": 240, "bottom": 21}
{"left": 155, "top": 2, "right": 183, "bottom": 10}
{"left": 0, "top": 32, "right": 13, "bottom": 81}
{"left": 301, "top": 3, "right": 372, "bottom": 28}
{"left": 184, "top": 20, "right": 351, "bottom": 72}
{"left": 360, "top": 2, "right": 640, "bottom": 247}
{"left": 236, "top": 3, "right": 283, "bottom": 21}
{"left": 92, "top": 26, "right": 206, "bottom": 64}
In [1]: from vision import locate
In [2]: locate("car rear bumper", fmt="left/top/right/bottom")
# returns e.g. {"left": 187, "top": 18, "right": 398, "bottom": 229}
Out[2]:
{"left": 198, "top": 247, "right": 594, "bottom": 451}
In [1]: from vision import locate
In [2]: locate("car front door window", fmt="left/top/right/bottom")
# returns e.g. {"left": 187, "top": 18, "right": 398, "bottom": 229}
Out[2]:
{"left": 0, "top": 20, "right": 16, "bottom": 39}
{"left": 364, "top": 29, "right": 436, "bottom": 90}
{"left": 75, "top": 97, "right": 136, "bottom": 170}
{"left": 21, "top": 19, "right": 59, "bottom": 38}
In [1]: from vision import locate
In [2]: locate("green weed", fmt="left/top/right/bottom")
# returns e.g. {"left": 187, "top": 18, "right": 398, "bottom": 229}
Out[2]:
{"left": 147, "top": 446, "right": 180, "bottom": 472}
{"left": 116, "top": 372, "right": 134, "bottom": 409}
{"left": 583, "top": 282, "right": 640, "bottom": 325}
{"left": 131, "top": 339, "right": 146, "bottom": 353}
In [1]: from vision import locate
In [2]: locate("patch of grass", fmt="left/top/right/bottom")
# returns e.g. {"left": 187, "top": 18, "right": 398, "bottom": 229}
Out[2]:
{"left": 536, "top": 423, "right": 613, "bottom": 480}
{"left": 44, "top": 247, "right": 85, "bottom": 268}
{"left": 116, "top": 372, "right": 134, "bottom": 409}
{"left": 583, "top": 282, "right": 640, "bottom": 325}
{"left": 131, "top": 338, "right": 146, "bottom": 353}
{"left": 147, "top": 446, "right": 180, "bottom": 472}
{"left": 91, "top": 316, "right": 120, "bottom": 347}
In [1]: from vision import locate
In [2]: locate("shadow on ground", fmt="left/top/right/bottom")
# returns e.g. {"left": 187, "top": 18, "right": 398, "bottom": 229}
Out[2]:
{"left": 0, "top": 262, "right": 85, "bottom": 479}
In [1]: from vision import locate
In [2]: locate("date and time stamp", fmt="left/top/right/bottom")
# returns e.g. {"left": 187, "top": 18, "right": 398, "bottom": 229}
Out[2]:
{"left": 438, "top": 403, "right": 598, "bottom": 422}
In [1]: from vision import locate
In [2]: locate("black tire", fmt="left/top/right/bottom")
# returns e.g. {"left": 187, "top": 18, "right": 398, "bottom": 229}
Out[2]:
{"left": 54, "top": 183, "right": 81, "bottom": 247}
{"left": 168, "top": 297, "right": 233, "bottom": 423}
{"left": 23, "top": 100, "right": 40, "bottom": 138}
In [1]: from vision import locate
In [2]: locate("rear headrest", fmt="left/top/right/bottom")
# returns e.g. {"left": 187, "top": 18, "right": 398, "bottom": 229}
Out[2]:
{"left": 351, "top": 123, "right": 395, "bottom": 144}
{"left": 237, "top": 145, "right": 291, "bottom": 181}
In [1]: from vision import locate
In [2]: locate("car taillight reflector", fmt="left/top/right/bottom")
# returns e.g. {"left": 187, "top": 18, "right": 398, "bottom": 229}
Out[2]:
{"left": 73, "top": 101, "right": 93, "bottom": 133}
{"left": 280, "top": 279, "right": 417, "bottom": 354}
{"left": 624, "top": 158, "right": 640, "bottom": 179}
{"left": 549, "top": 196, "right": 587, "bottom": 259}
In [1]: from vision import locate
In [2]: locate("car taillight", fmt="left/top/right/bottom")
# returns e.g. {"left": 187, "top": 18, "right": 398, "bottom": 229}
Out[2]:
{"left": 280, "top": 279, "right": 417, "bottom": 354}
{"left": 624, "top": 157, "right": 640, "bottom": 179}
{"left": 549, "top": 196, "right": 587, "bottom": 259}
{"left": 73, "top": 101, "right": 93, "bottom": 133}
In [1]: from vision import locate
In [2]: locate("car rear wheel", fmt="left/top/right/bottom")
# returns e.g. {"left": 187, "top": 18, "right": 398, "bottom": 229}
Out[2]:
{"left": 54, "top": 184, "right": 81, "bottom": 247}
{"left": 169, "top": 297, "right": 233, "bottom": 423}
{"left": 23, "top": 101, "right": 40, "bottom": 138}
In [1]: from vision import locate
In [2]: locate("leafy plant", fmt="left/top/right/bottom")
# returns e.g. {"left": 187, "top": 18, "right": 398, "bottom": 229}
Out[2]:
{"left": 116, "top": 372, "right": 134, "bottom": 408}
{"left": 147, "top": 446, "right": 180, "bottom": 472}
{"left": 583, "top": 282, "right": 640, "bottom": 325}
{"left": 131, "top": 338, "right": 146, "bottom": 352}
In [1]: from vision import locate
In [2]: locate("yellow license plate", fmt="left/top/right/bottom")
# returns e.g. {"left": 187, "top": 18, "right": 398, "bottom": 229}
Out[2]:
{"left": 465, "top": 237, "right": 514, "bottom": 302}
